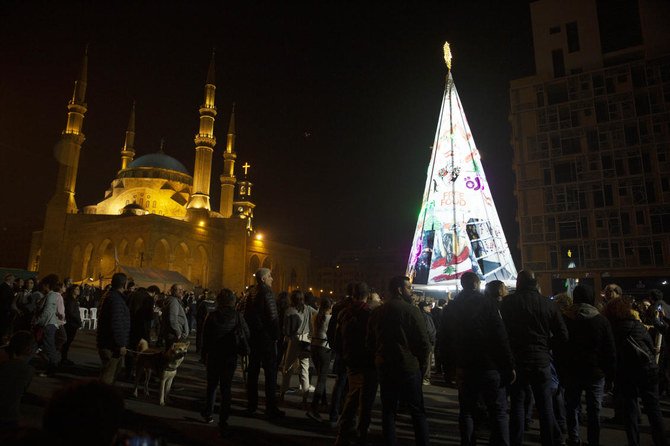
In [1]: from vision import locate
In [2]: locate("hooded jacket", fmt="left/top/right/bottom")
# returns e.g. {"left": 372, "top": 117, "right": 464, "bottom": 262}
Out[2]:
{"left": 366, "top": 295, "right": 430, "bottom": 375}
{"left": 500, "top": 285, "right": 568, "bottom": 369}
{"left": 557, "top": 303, "right": 616, "bottom": 381}
{"left": 439, "top": 289, "right": 514, "bottom": 376}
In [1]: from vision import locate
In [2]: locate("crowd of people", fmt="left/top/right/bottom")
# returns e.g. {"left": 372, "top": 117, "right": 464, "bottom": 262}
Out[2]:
{"left": 0, "top": 268, "right": 669, "bottom": 445}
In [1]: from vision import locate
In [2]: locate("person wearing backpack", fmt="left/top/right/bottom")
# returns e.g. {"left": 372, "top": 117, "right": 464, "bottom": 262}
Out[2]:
{"left": 201, "top": 289, "right": 249, "bottom": 437}
{"left": 604, "top": 297, "right": 667, "bottom": 446}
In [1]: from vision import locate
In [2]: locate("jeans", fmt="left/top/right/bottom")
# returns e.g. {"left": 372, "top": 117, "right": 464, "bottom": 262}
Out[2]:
{"left": 61, "top": 324, "right": 79, "bottom": 361}
{"left": 330, "top": 354, "right": 348, "bottom": 422}
{"left": 337, "top": 368, "right": 378, "bottom": 443}
{"left": 509, "top": 366, "right": 559, "bottom": 446}
{"left": 204, "top": 356, "right": 237, "bottom": 426}
{"left": 619, "top": 373, "right": 667, "bottom": 446}
{"left": 378, "top": 368, "right": 429, "bottom": 446}
{"left": 311, "top": 345, "right": 331, "bottom": 409}
{"left": 246, "top": 339, "right": 279, "bottom": 413}
{"left": 564, "top": 376, "right": 605, "bottom": 446}
{"left": 457, "top": 368, "right": 509, "bottom": 446}
{"left": 42, "top": 324, "right": 61, "bottom": 370}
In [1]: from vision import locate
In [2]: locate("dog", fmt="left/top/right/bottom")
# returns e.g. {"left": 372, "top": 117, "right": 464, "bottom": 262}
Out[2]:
{"left": 132, "top": 339, "right": 190, "bottom": 406}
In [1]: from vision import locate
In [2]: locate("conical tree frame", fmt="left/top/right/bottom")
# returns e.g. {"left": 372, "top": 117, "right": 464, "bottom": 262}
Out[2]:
{"left": 407, "top": 72, "right": 517, "bottom": 291}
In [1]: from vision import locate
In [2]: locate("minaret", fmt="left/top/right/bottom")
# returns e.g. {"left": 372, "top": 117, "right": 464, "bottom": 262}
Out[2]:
{"left": 186, "top": 50, "right": 217, "bottom": 212}
{"left": 120, "top": 101, "right": 136, "bottom": 170}
{"left": 219, "top": 103, "right": 237, "bottom": 217}
{"left": 233, "top": 162, "right": 256, "bottom": 231}
{"left": 39, "top": 46, "right": 89, "bottom": 276}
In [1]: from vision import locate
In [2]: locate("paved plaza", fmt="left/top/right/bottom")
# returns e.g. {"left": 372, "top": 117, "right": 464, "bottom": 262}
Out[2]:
{"left": 19, "top": 330, "right": 670, "bottom": 445}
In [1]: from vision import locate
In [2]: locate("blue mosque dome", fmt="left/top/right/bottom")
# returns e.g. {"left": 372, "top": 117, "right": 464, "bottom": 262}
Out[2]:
{"left": 127, "top": 152, "right": 190, "bottom": 175}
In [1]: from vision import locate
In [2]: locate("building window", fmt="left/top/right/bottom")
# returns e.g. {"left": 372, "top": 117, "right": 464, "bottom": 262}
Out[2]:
{"left": 636, "top": 210, "right": 645, "bottom": 225}
{"left": 552, "top": 49, "right": 566, "bottom": 78}
{"left": 639, "top": 246, "right": 653, "bottom": 266}
{"left": 654, "top": 241, "right": 664, "bottom": 265}
{"left": 554, "top": 162, "right": 577, "bottom": 184}
{"left": 566, "top": 22, "right": 580, "bottom": 53}
{"left": 611, "top": 242, "right": 620, "bottom": 258}
{"left": 550, "top": 25, "right": 561, "bottom": 34}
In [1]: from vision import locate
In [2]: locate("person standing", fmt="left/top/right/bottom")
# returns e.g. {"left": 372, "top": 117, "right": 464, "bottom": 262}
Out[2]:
{"left": 440, "top": 272, "right": 516, "bottom": 446}
{"left": 201, "top": 289, "right": 249, "bottom": 438}
{"left": 326, "top": 283, "right": 355, "bottom": 426}
{"left": 33, "top": 274, "right": 62, "bottom": 377}
{"left": 162, "top": 283, "right": 189, "bottom": 350}
{"left": 367, "top": 276, "right": 430, "bottom": 446}
{"left": 96, "top": 273, "right": 130, "bottom": 385}
{"left": 556, "top": 284, "right": 616, "bottom": 446}
{"left": 335, "top": 282, "right": 378, "bottom": 446}
{"left": 0, "top": 274, "right": 15, "bottom": 343}
{"left": 604, "top": 297, "right": 667, "bottom": 446}
{"left": 500, "top": 270, "right": 568, "bottom": 446}
{"left": 244, "top": 268, "right": 284, "bottom": 418}
{"left": 306, "top": 296, "right": 333, "bottom": 421}
{"left": 280, "top": 290, "right": 317, "bottom": 403}
{"left": 61, "top": 285, "right": 83, "bottom": 366}
{"left": 418, "top": 301, "right": 436, "bottom": 385}
{"left": 124, "top": 285, "right": 159, "bottom": 380}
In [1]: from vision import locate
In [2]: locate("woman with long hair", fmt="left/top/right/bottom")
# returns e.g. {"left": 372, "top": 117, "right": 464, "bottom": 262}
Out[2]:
{"left": 604, "top": 297, "right": 667, "bottom": 446}
{"left": 61, "top": 284, "right": 82, "bottom": 365}
{"left": 280, "top": 290, "right": 317, "bottom": 404}
{"left": 306, "top": 296, "right": 333, "bottom": 421}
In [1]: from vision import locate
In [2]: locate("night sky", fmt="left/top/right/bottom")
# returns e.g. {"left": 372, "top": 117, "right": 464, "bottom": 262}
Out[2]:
{"left": 0, "top": 1, "right": 534, "bottom": 268}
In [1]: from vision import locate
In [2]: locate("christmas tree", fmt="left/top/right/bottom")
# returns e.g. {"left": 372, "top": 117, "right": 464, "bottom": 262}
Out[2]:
{"left": 407, "top": 43, "right": 517, "bottom": 291}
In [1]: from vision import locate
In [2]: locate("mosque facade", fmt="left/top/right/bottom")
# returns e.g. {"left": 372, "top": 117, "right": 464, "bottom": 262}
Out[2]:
{"left": 28, "top": 50, "right": 309, "bottom": 292}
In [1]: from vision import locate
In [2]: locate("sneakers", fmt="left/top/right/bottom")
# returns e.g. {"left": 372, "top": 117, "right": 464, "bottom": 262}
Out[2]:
{"left": 306, "top": 410, "right": 323, "bottom": 422}
{"left": 422, "top": 379, "right": 431, "bottom": 386}
{"left": 200, "top": 412, "right": 214, "bottom": 424}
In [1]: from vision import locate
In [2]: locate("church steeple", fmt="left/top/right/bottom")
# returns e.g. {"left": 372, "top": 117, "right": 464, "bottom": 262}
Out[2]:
{"left": 233, "top": 161, "right": 255, "bottom": 231}
{"left": 186, "top": 50, "right": 217, "bottom": 212}
{"left": 219, "top": 103, "right": 237, "bottom": 217}
{"left": 120, "top": 101, "right": 136, "bottom": 170}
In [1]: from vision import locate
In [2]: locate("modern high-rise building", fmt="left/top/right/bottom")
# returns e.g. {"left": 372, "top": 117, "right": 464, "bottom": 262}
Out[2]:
{"left": 509, "top": 0, "right": 670, "bottom": 295}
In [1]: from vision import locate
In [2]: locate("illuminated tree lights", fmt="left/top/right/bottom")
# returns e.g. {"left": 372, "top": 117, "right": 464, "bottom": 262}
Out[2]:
{"left": 406, "top": 43, "right": 517, "bottom": 290}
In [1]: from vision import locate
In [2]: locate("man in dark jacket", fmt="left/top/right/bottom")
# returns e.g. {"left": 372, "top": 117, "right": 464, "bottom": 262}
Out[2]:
{"left": 244, "top": 268, "right": 283, "bottom": 418}
{"left": 440, "top": 272, "right": 516, "bottom": 445}
{"left": 327, "top": 282, "right": 354, "bottom": 426}
{"left": 500, "top": 270, "right": 568, "bottom": 446}
{"left": 124, "top": 285, "right": 159, "bottom": 380}
{"left": 335, "top": 282, "right": 377, "bottom": 446}
{"left": 201, "top": 289, "right": 250, "bottom": 437}
{"left": 367, "top": 276, "right": 430, "bottom": 446}
{"left": 96, "top": 273, "right": 130, "bottom": 385}
{"left": 557, "top": 284, "right": 615, "bottom": 446}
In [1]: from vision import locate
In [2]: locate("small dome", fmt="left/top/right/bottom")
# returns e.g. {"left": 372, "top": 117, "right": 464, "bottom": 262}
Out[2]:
{"left": 127, "top": 153, "right": 190, "bottom": 175}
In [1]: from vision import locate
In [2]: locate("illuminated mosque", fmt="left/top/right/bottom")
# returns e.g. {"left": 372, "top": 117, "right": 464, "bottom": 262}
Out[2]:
{"left": 28, "top": 49, "right": 309, "bottom": 291}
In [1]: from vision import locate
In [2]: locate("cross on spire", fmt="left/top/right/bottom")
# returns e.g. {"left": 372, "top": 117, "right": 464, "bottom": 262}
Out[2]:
{"left": 242, "top": 162, "right": 251, "bottom": 176}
